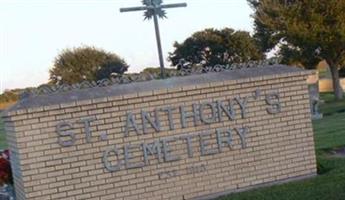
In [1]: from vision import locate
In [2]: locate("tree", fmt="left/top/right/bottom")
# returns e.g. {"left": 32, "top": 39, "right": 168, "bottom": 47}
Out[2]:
{"left": 168, "top": 28, "right": 264, "bottom": 67}
{"left": 0, "top": 89, "right": 25, "bottom": 104}
{"left": 49, "top": 46, "right": 128, "bottom": 84}
{"left": 248, "top": 0, "right": 345, "bottom": 99}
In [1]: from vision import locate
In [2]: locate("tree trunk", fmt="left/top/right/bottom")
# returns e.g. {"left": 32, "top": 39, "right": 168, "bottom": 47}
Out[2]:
{"left": 328, "top": 62, "right": 344, "bottom": 100}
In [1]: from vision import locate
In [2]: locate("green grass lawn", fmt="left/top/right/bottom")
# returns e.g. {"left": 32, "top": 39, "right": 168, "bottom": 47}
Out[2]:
{"left": 0, "top": 118, "right": 7, "bottom": 149}
{"left": 218, "top": 93, "right": 345, "bottom": 200}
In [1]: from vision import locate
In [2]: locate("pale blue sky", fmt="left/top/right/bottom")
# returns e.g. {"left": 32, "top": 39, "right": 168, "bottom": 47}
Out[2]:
{"left": 0, "top": 0, "right": 253, "bottom": 93}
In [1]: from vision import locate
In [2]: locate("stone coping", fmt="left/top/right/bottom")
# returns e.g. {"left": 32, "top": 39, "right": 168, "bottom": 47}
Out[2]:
{"left": 3, "top": 65, "right": 313, "bottom": 116}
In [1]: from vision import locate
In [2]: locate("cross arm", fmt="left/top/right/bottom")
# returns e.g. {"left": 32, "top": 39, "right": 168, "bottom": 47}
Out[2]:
{"left": 160, "top": 3, "right": 187, "bottom": 9}
{"left": 120, "top": 3, "right": 187, "bottom": 12}
{"left": 120, "top": 6, "right": 151, "bottom": 12}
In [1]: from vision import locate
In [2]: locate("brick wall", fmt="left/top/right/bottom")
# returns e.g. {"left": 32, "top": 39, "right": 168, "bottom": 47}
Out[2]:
{"left": 2, "top": 66, "right": 317, "bottom": 200}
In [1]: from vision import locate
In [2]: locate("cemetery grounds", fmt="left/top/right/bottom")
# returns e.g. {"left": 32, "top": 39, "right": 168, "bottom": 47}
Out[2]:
{"left": 0, "top": 93, "right": 344, "bottom": 200}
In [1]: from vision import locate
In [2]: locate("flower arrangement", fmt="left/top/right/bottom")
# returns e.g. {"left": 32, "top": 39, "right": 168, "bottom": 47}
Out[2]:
{"left": 0, "top": 150, "right": 13, "bottom": 186}
{"left": 0, "top": 149, "right": 15, "bottom": 199}
{"left": 0, "top": 150, "right": 12, "bottom": 186}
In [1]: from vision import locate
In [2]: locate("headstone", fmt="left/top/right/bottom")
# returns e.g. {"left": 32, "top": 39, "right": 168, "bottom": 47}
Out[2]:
{"left": 307, "top": 73, "right": 323, "bottom": 120}
{"left": 2, "top": 65, "right": 317, "bottom": 200}
{"left": 308, "top": 84, "right": 323, "bottom": 120}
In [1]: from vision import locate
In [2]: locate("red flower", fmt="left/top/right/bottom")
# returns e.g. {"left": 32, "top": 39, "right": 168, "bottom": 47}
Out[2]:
{"left": 0, "top": 151, "right": 12, "bottom": 185}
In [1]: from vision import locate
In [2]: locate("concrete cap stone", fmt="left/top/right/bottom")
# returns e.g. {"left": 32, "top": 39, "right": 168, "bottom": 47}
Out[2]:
{"left": 3, "top": 65, "right": 313, "bottom": 116}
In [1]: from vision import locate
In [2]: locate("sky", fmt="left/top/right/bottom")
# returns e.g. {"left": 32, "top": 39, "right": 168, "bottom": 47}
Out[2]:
{"left": 0, "top": 0, "right": 254, "bottom": 93}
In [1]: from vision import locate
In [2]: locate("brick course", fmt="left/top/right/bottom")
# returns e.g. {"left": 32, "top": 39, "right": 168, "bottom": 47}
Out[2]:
{"left": 2, "top": 66, "right": 317, "bottom": 200}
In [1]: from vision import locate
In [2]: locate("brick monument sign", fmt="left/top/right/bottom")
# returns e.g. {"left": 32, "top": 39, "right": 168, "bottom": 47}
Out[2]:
{"left": 2, "top": 65, "right": 317, "bottom": 200}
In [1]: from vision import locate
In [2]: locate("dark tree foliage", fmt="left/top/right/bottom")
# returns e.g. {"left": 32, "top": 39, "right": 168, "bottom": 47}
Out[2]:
{"left": 339, "top": 68, "right": 345, "bottom": 78}
{"left": 248, "top": 0, "right": 345, "bottom": 99}
{"left": 49, "top": 46, "right": 129, "bottom": 84}
{"left": 168, "top": 28, "right": 264, "bottom": 67}
{"left": 279, "top": 44, "right": 321, "bottom": 69}
{"left": 0, "top": 89, "right": 23, "bottom": 103}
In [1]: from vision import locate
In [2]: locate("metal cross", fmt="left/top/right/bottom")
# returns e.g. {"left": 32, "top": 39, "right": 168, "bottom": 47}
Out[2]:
{"left": 120, "top": 0, "right": 187, "bottom": 78}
